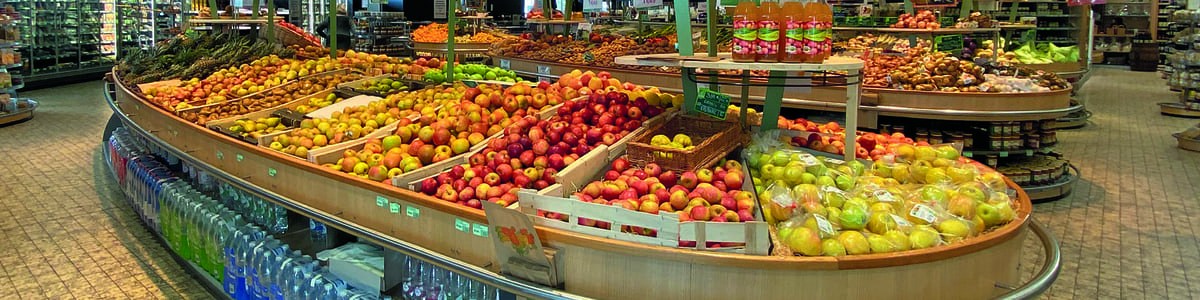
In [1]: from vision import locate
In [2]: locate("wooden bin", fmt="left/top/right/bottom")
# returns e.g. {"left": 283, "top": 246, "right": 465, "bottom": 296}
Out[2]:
{"left": 626, "top": 114, "right": 746, "bottom": 173}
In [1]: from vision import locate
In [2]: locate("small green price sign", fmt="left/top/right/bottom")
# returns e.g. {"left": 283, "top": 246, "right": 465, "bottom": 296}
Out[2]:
{"left": 462, "top": 80, "right": 478, "bottom": 88}
{"left": 694, "top": 88, "right": 730, "bottom": 120}
{"left": 455, "top": 218, "right": 470, "bottom": 232}
{"left": 376, "top": 196, "right": 387, "bottom": 207}
{"left": 389, "top": 203, "right": 401, "bottom": 214}
{"left": 406, "top": 206, "right": 421, "bottom": 218}
{"left": 935, "top": 34, "right": 964, "bottom": 54}
{"left": 471, "top": 223, "right": 489, "bottom": 237}
{"left": 267, "top": 167, "right": 277, "bottom": 177}
{"left": 216, "top": 150, "right": 224, "bottom": 160}
{"left": 499, "top": 59, "right": 510, "bottom": 69}
{"left": 236, "top": 154, "right": 244, "bottom": 162}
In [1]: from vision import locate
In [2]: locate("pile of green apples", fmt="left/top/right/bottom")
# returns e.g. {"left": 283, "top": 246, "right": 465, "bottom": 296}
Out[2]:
{"left": 746, "top": 145, "right": 1019, "bottom": 257}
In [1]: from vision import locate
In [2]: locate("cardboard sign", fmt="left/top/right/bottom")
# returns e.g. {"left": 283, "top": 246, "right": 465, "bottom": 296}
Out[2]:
{"left": 483, "top": 201, "right": 558, "bottom": 286}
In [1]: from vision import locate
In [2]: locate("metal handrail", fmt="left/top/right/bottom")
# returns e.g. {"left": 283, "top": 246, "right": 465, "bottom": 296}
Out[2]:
{"left": 102, "top": 78, "right": 588, "bottom": 300}
{"left": 997, "top": 219, "right": 1062, "bottom": 300}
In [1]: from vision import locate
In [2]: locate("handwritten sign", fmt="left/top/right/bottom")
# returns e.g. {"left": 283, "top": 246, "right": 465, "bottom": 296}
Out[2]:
{"left": 694, "top": 88, "right": 730, "bottom": 120}
{"left": 934, "top": 34, "right": 963, "bottom": 53}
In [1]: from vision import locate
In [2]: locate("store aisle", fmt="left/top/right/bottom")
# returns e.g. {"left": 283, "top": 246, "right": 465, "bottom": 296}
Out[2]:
{"left": 1018, "top": 67, "right": 1200, "bottom": 299}
{"left": 0, "top": 82, "right": 211, "bottom": 299}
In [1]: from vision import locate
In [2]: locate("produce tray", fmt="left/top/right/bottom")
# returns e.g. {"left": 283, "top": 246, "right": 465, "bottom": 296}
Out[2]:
{"left": 626, "top": 114, "right": 747, "bottom": 173}
{"left": 385, "top": 131, "right": 500, "bottom": 188}
{"left": 205, "top": 88, "right": 336, "bottom": 145}
{"left": 516, "top": 150, "right": 768, "bottom": 255}
{"left": 336, "top": 74, "right": 412, "bottom": 97}
{"left": 175, "top": 69, "right": 357, "bottom": 120}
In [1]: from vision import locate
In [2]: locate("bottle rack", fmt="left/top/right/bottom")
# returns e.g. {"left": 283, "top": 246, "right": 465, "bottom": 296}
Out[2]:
{"left": 115, "top": 0, "right": 182, "bottom": 59}
{"left": 353, "top": 11, "right": 411, "bottom": 57}
{"left": 10, "top": 0, "right": 116, "bottom": 83}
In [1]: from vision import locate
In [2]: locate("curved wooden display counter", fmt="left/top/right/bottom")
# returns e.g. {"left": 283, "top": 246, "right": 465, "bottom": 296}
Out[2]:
{"left": 491, "top": 55, "right": 1079, "bottom": 124}
{"left": 110, "top": 72, "right": 1038, "bottom": 299}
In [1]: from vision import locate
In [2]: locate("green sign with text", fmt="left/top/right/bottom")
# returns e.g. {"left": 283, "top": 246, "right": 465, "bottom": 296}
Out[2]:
{"left": 694, "top": 88, "right": 730, "bottom": 120}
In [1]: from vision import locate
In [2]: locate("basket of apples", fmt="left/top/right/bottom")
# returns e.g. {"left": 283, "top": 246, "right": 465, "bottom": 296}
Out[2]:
{"left": 625, "top": 114, "right": 747, "bottom": 173}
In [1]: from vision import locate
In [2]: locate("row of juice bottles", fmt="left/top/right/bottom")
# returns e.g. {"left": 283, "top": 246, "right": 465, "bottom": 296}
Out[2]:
{"left": 731, "top": 0, "right": 834, "bottom": 63}
{"left": 108, "top": 127, "right": 508, "bottom": 300}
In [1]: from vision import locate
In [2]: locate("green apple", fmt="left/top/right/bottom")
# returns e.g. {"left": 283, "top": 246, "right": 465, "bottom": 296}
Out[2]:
{"left": 772, "top": 150, "right": 792, "bottom": 166}
{"left": 784, "top": 227, "right": 824, "bottom": 256}
{"left": 837, "top": 231, "right": 871, "bottom": 255}
{"left": 839, "top": 206, "right": 868, "bottom": 230}
{"left": 867, "top": 233, "right": 897, "bottom": 253}
{"left": 815, "top": 175, "right": 836, "bottom": 187}
{"left": 890, "top": 163, "right": 911, "bottom": 182}
{"left": 870, "top": 162, "right": 893, "bottom": 177}
{"left": 835, "top": 174, "right": 855, "bottom": 191}
{"left": 947, "top": 166, "right": 977, "bottom": 184}
{"left": 915, "top": 146, "right": 937, "bottom": 162}
{"left": 924, "top": 168, "right": 950, "bottom": 184}
{"left": 784, "top": 165, "right": 807, "bottom": 185}
{"left": 847, "top": 160, "right": 866, "bottom": 176}
{"left": 800, "top": 173, "right": 817, "bottom": 184}
{"left": 826, "top": 207, "right": 842, "bottom": 226}
{"left": 746, "top": 151, "right": 763, "bottom": 169}
{"left": 884, "top": 230, "right": 911, "bottom": 251}
{"left": 936, "top": 219, "right": 973, "bottom": 243}
{"left": 822, "top": 190, "right": 847, "bottom": 208}
{"left": 866, "top": 212, "right": 897, "bottom": 234}
{"left": 956, "top": 184, "right": 988, "bottom": 203}
{"left": 910, "top": 160, "right": 932, "bottom": 182}
{"left": 821, "top": 239, "right": 846, "bottom": 256}
{"left": 936, "top": 145, "right": 959, "bottom": 160}
{"left": 918, "top": 185, "right": 949, "bottom": 204}
{"left": 909, "top": 226, "right": 941, "bottom": 249}
{"left": 768, "top": 166, "right": 787, "bottom": 183}
{"left": 993, "top": 201, "right": 1016, "bottom": 223}
{"left": 806, "top": 163, "right": 828, "bottom": 177}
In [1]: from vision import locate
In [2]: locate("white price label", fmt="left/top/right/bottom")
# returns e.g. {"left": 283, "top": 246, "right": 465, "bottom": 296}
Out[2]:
{"left": 499, "top": 59, "right": 510, "bottom": 69}
{"left": 799, "top": 154, "right": 821, "bottom": 166}
{"left": 909, "top": 204, "right": 939, "bottom": 224}
{"left": 820, "top": 185, "right": 843, "bottom": 195}
{"left": 631, "top": 0, "right": 662, "bottom": 8}
{"left": 578, "top": 23, "right": 593, "bottom": 31}
{"left": 536, "top": 65, "right": 551, "bottom": 75}
{"left": 814, "top": 215, "right": 835, "bottom": 236}
{"left": 874, "top": 190, "right": 899, "bottom": 202}
{"left": 891, "top": 215, "right": 912, "bottom": 227}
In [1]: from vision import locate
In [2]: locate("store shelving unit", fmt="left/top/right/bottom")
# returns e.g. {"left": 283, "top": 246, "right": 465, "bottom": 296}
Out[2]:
{"left": 115, "top": 0, "right": 181, "bottom": 58}
{"left": 1158, "top": 0, "right": 1183, "bottom": 65}
{"left": 353, "top": 11, "right": 411, "bottom": 57}
{"left": 1163, "top": 10, "right": 1200, "bottom": 118}
{"left": 8, "top": 0, "right": 116, "bottom": 84}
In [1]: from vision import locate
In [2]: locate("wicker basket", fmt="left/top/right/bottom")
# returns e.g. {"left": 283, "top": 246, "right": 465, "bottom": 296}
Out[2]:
{"left": 626, "top": 114, "right": 746, "bottom": 173}
{"left": 274, "top": 25, "right": 321, "bottom": 48}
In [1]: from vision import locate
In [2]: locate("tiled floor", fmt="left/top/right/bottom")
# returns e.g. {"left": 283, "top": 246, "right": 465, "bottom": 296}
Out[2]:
{"left": 0, "top": 68, "right": 1198, "bottom": 299}
{"left": 0, "top": 81, "right": 212, "bottom": 299}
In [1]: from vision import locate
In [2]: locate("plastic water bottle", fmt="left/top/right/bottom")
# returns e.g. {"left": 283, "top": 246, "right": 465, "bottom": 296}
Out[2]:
{"left": 310, "top": 219, "right": 328, "bottom": 250}
{"left": 250, "top": 239, "right": 279, "bottom": 300}
{"left": 224, "top": 223, "right": 249, "bottom": 297}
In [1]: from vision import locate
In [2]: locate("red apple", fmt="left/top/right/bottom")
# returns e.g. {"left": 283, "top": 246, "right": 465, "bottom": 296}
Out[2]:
{"left": 611, "top": 157, "right": 631, "bottom": 172}
{"left": 605, "top": 170, "right": 620, "bottom": 181}
{"left": 697, "top": 169, "right": 714, "bottom": 183}
{"left": 679, "top": 171, "right": 699, "bottom": 189}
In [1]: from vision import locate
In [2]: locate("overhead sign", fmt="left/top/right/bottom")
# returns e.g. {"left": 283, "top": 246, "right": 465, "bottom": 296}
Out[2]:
{"left": 632, "top": 0, "right": 663, "bottom": 9}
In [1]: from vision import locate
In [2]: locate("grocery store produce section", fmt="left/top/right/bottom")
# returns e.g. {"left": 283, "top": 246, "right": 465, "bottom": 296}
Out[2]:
{"left": 101, "top": 2, "right": 1067, "bottom": 299}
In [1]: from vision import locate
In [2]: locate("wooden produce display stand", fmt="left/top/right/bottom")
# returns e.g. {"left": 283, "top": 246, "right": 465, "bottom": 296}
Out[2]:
{"left": 498, "top": 54, "right": 1081, "bottom": 125}
{"left": 108, "top": 70, "right": 1060, "bottom": 299}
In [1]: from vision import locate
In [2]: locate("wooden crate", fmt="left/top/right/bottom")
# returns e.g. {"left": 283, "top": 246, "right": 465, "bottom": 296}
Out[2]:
{"left": 516, "top": 142, "right": 769, "bottom": 255}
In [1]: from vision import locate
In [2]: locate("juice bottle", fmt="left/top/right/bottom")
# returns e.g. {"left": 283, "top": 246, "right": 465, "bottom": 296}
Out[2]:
{"left": 756, "top": 0, "right": 782, "bottom": 62}
{"left": 804, "top": 0, "right": 833, "bottom": 62}
{"left": 779, "top": 0, "right": 809, "bottom": 62}
{"left": 731, "top": 0, "right": 759, "bottom": 62}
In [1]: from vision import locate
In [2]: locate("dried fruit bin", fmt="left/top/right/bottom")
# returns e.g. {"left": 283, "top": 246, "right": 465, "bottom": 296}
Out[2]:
{"left": 516, "top": 149, "right": 769, "bottom": 255}
{"left": 626, "top": 114, "right": 747, "bottom": 173}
